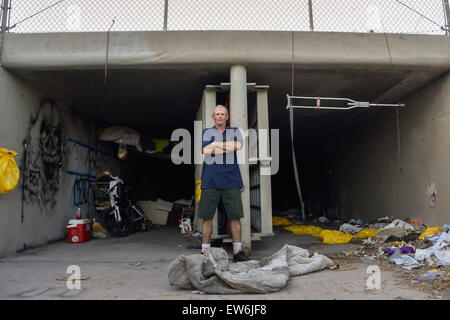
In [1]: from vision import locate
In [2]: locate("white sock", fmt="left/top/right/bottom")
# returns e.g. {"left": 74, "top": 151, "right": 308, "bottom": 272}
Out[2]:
{"left": 233, "top": 242, "right": 242, "bottom": 255}
{"left": 202, "top": 243, "right": 210, "bottom": 253}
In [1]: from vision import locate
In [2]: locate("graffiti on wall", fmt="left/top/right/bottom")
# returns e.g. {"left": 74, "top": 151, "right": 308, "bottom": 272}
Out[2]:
{"left": 21, "top": 100, "right": 65, "bottom": 216}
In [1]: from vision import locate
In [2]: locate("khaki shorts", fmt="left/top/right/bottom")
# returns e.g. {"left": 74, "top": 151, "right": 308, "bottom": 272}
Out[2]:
{"left": 198, "top": 188, "right": 244, "bottom": 221}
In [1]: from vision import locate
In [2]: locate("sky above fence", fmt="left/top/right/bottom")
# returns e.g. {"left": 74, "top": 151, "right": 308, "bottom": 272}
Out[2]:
{"left": 4, "top": 0, "right": 449, "bottom": 35}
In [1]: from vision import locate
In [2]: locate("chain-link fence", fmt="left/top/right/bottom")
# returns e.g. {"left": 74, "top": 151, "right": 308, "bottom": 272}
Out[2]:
{"left": 1, "top": 0, "right": 449, "bottom": 34}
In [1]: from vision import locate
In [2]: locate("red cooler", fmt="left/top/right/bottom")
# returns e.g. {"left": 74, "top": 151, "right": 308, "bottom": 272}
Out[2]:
{"left": 67, "top": 219, "right": 92, "bottom": 243}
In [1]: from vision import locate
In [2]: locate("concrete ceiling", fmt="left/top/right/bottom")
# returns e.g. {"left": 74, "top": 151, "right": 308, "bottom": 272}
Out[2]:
{"left": 3, "top": 31, "right": 449, "bottom": 145}
{"left": 7, "top": 63, "right": 434, "bottom": 144}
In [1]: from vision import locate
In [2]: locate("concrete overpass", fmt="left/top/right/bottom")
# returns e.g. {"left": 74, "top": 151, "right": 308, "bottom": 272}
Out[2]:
{"left": 0, "top": 30, "right": 449, "bottom": 256}
{"left": 2, "top": 31, "right": 450, "bottom": 136}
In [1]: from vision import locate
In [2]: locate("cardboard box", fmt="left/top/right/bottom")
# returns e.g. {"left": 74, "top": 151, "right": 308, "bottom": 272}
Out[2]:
{"left": 137, "top": 200, "right": 169, "bottom": 225}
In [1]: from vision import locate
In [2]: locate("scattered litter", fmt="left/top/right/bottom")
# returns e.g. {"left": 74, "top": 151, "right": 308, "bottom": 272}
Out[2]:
{"left": 384, "top": 232, "right": 420, "bottom": 243}
{"left": 283, "top": 225, "right": 323, "bottom": 238}
{"left": 272, "top": 216, "right": 294, "bottom": 226}
{"left": 370, "top": 222, "right": 387, "bottom": 229}
{"left": 400, "top": 245, "right": 415, "bottom": 254}
{"left": 130, "top": 262, "right": 143, "bottom": 266}
{"left": 363, "top": 237, "right": 379, "bottom": 245}
{"left": 92, "top": 220, "right": 109, "bottom": 237}
{"left": 418, "top": 227, "right": 444, "bottom": 240}
{"left": 348, "top": 219, "right": 363, "bottom": 225}
{"left": 342, "top": 248, "right": 362, "bottom": 256}
{"left": 390, "top": 254, "right": 419, "bottom": 266}
{"left": 401, "top": 264, "right": 425, "bottom": 270}
{"left": 415, "top": 231, "right": 450, "bottom": 266}
{"left": 92, "top": 231, "right": 108, "bottom": 239}
{"left": 191, "top": 290, "right": 205, "bottom": 294}
{"left": 353, "top": 229, "right": 379, "bottom": 239}
{"left": 383, "top": 219, "right": 415, "bottom": 232}
{"left": 361, "top": 256, "right": 378, "bottom": 265}
{"left": 413, "top": 271, "right": 445, "bottom": 281}
{"left": 320, "top": 230, "right": 353, "bottom": 244}
{"left": 339, "top": 223, "right": 363, "bottom": 234}
{"left": 318, "top": 216, "right": 329, "bottom": 223}
{"left": 374, "top": 227, "right": 408, "bottom": 241}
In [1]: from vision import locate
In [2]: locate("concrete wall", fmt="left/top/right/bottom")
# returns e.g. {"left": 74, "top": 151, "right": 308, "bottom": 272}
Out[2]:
{"left": 0, "top": 67, "right": 119, "bottom": 257}
{"left": 334, "top": 72, "right": 450, "bottom": 226}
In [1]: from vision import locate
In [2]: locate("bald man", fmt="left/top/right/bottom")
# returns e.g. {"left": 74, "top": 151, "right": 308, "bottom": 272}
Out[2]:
{"left": 199, "top": 105, "right": 249, "bottom": 262}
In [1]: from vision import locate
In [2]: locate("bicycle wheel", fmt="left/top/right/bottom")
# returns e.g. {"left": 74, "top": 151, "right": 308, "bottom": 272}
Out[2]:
{"left": 131, "top": 205, "right": 148, "bottom": 232}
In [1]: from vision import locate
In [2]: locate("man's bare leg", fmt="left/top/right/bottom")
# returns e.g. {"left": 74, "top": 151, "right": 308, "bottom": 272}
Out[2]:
{"left": 202, "top": 220, "right": 213, "bottom": 254}
{"left": 230, "top": 220, "right": 241, "bottom": 243}
{"left": 230, "top": 220, "right": 248, "bottom": 260}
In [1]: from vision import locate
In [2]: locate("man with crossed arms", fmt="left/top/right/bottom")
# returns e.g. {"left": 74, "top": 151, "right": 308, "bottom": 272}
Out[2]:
{"left": 199, "top": 104, "right": 249, "bottom": 262}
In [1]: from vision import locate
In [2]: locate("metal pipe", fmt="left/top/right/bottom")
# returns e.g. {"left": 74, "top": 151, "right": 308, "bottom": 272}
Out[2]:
{"left": 1, "top": 0, "right": 9, "bottom": 32}
{"left": 308, "top": 0, "right": 314, "bottom": 31}
{"left": 6, "top": 0, "right": 10, "bottom": 30}
{"left": 444, "top": 0, "right": 450, "bottom": 35}
{"left": 163, "top": 0, "right": 168, "bottom": 31}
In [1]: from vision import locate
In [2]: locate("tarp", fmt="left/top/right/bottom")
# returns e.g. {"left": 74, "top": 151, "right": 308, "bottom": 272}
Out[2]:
{"left": 168, "top": 244, "right": 335, "bottom": 294}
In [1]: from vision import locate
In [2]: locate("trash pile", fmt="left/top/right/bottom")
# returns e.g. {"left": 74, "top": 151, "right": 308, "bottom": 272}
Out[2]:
{"left": 276, "top": 215, "right": 450, "bottom": 266}
{"left": 275, "top": 216, "right": 380, "bottom": 244}
{"left": 274, "top": 215, "right": 450, "bottom": 296}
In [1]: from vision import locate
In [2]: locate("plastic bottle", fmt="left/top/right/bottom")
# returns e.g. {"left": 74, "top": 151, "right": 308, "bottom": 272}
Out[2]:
{"left": 76, "top": 207, "right": 82, "bottom": 219}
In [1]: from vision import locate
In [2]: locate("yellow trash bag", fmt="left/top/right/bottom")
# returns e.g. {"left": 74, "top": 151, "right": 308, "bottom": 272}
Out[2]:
{"left": 0, "top": 148, "right": 20, "bottom": 194}
{"left": 195, "top": 179, "right": 202, "bottom": 203}
{"left": 272, "top": 216, "right": 293, "bottom": 226}
{"left": 93, "top": 220, "right": 109, "bottom": 237}
{"left": 320, "top": 230, "right": 353, "bottom": 244}
{"left": 283, "top": 225, "right": 323, "bottom": 238}
{"left": 419, "top": 226, "right": 444, "bottom": 240}
{"left": 353, "top": 229, "right": 380, "bottom": 239}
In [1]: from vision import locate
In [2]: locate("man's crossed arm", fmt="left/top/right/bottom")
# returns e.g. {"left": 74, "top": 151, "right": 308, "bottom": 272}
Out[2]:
{"left": 202, "top": 141, "right": 242, "bottom": 156}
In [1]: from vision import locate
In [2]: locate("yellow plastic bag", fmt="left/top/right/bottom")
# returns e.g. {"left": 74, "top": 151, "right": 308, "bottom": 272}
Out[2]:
{"left": 353, "top": 229, "right": 380, "bottom": 239}
{"left": 0, "top": 148, "right": 20, "bottom": 194}
{"left": 320, "top": 230, "right": 353, "bottom": 244}
{"left": 419, "top": 227, "right": 443, "bottom": 240}
{"left": 93, "top": 221, "right": 109, "bottom": 237}
{"left": 195, "top": 179, "right": 202, "bottom": 203}
{"left": 272, "top": 216, "right": 293, "bottom": 226}
{"left": 283, "top": 225, "right": 323, "bottom": 238}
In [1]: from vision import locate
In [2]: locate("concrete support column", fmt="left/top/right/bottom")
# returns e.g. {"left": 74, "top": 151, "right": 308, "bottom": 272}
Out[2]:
{"left": 229, "top": 64, "right": 251, "bottom": 254}
{"left": 194, "top": 87, "right": 216, "bottom": 232}
{"left": 256, "top": 88, "right": 273, "bottom": 236}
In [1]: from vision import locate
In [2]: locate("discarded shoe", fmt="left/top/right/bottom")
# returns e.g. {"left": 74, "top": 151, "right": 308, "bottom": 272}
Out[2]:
{"left": 233, "top": 251, "right": 249, "bottom": 262}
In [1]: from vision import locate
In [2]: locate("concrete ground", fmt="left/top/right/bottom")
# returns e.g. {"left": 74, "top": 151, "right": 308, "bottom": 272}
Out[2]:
{"left": 0, "top": 225, "right": 436, "bottom": 300}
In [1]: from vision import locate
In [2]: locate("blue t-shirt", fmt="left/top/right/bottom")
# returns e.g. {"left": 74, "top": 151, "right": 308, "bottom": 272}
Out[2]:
{"left": 201, "top": 126, "right": 244, "bottom": 190}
